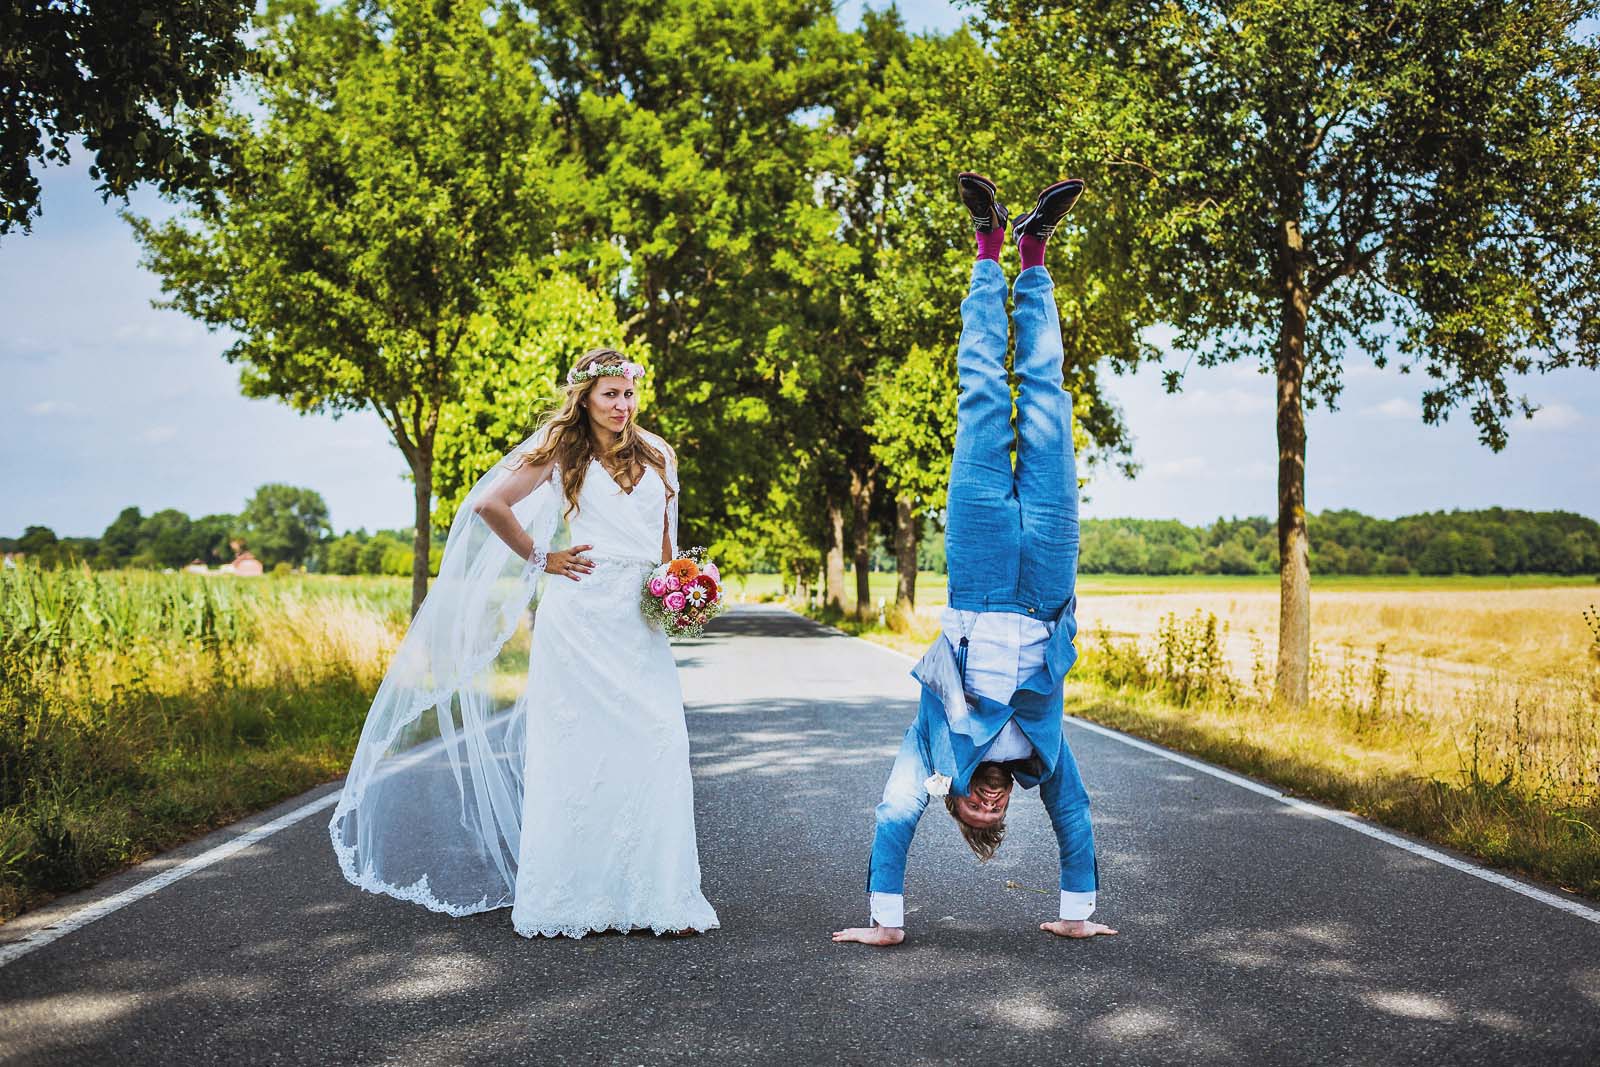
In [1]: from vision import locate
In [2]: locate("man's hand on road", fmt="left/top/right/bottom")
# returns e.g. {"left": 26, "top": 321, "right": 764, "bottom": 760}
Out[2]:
{"left": 831, "top": 925, "right": 905, "bottom": 947}
{"left": 1040, "top": 919, "right": 1118, "bottom": 938}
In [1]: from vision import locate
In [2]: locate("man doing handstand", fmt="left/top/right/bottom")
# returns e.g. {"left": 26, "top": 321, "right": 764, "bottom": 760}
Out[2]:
{"left": 832, "top": 172, "right": 1116, "bottom": 946}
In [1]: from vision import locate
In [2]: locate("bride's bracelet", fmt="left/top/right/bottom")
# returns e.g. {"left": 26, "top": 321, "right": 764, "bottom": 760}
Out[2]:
{"left": 522, "top": 545, "right": 549, "bottom": 582}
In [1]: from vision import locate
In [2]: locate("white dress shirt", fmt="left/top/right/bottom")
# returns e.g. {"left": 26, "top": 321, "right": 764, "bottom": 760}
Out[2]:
{"left": 869, "top": 608, "right": 1094, "bottom": 928}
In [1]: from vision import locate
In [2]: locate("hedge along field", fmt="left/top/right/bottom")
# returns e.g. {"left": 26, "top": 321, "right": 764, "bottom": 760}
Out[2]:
{"left": 0, "top": 566, "right": 415, "bottom": 921}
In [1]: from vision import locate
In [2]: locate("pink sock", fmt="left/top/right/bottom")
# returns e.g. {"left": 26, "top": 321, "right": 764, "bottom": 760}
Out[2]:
{"left": 1019, "top": 233, "right": 1047, "bottom": 270}
{"left": 975, "top": 227, "right": 1005, "bottom": 262}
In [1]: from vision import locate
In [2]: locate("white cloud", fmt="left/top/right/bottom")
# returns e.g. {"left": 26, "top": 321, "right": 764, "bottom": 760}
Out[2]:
{"left": 1174, "top": 387, "right": 1272, "bottom": 415}
{"left": 1148, "top": 456, "right": 1211, "bottom": 479}
{"left": 26, "top": 399, "right": 90, "bottom": 417}
{"left": 1527, "top": 402, "right": 1581, "bottom": 431}
{"left": 1363, "top": 397, "right": 1416, "bottom": 419}
{"left": 139, "top": 425, "right": 178, "bottom": 444}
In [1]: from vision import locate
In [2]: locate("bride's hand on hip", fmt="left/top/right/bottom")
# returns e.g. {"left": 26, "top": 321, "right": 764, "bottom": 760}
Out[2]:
{"left": 545, "top": 544, "right": 596, "bottom": 581}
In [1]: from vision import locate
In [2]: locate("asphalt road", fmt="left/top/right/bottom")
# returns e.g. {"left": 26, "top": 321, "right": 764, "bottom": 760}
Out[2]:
{"left": 2, "top": 605, "right": 1597, "bottom": 1066}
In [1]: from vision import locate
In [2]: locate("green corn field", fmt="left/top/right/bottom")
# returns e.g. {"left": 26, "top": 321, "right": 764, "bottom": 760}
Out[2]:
{"left": 0, "top": 564, "right": 411, "bottom": 921}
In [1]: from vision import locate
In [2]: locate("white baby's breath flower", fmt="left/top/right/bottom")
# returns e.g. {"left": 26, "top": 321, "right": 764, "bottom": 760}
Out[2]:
{"left": 923, "top": 773, "right": 952, "bottom": 798}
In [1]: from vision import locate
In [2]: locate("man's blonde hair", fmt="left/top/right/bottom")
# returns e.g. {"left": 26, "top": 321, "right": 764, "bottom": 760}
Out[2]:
{"left": 944, "top": 763, "right": 1010, "bottom": 862}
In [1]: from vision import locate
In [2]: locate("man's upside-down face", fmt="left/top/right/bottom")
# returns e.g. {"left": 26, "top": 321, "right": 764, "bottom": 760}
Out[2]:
{"left": 951, "top": 762, "right": 1014, "bottom": 830}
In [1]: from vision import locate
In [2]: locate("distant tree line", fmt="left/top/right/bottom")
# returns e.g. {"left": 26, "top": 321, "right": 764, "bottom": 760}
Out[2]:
{"left": 1, "top": 484, "right": 352, "bottom": 572}
{"left": 1078, "top": 509, "right": 1600, "bottom": 577}
{"left": 9, "top": 501, "right": 1594, "bottom": 579}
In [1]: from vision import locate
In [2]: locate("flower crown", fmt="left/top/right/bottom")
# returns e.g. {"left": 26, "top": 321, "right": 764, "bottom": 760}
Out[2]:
{"left": 566, "top": 360, "right": 646, "bottom": 386}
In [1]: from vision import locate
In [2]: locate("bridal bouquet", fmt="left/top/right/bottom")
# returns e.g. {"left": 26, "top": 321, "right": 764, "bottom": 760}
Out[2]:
{"left": 642, "top": 547, "right": 726, "bottom": 638}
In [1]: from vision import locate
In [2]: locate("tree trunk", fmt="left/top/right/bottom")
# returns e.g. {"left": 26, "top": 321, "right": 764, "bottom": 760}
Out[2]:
{"left": 1273, "top": 219, "right": 1312, "bottom": 708}
{"left": 409, "top": 445, "right": 433, "bottom": 617}
{"left": 894, "top": 493, "right": 917, "bottom": 615}
{"left": 849, "top": 468, "right": 873, "bottom": 620}
{"left": 824, "top": 498, "right": 846, "bottom": 614}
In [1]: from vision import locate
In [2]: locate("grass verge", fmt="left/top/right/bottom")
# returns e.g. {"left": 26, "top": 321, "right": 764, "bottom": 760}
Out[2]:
{"left": 0, "top": 568, "right": 407, "bottom": 922}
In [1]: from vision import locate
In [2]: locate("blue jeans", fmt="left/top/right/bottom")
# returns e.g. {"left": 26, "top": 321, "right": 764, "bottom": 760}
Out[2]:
{"left": 946, "top": 260, "right": 1080, "bottom": 620}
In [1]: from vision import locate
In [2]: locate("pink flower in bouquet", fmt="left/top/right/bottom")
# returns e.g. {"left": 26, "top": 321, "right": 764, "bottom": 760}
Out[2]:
{"left": 648, "top": 576, "right": 669, "bottom": 597}
{"left": 704, "top": 561, "right": 720, "bottom": 583}
{"left": 666, "top": 574, "right": 682, "bottom": 592}
{"left": 664, "top": 591, "right": 687, "bottom": 613}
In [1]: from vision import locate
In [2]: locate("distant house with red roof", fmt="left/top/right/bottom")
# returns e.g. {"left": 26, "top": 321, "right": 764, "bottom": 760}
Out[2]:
{"left": 217, "top": 541, "right": 264, "bottom": 577}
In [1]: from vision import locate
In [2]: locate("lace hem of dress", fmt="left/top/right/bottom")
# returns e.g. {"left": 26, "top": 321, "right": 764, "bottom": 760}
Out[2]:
{"left": 512, "top": 909, "right": 720, "bottom": 940}
{"left": 330, "top": 836, "right": 505, "bottom": 917}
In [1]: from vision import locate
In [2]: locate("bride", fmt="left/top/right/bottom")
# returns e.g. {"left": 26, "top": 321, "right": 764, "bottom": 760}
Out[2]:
{"left": 329, "top": 347, "right": 719, "bottom": 939}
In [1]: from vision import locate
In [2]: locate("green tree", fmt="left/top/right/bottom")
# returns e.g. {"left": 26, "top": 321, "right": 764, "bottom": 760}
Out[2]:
{"left": 236, "top": 484, "right": 330, "bottom": 568}
{"left": 984, "top": 0, "right": 1600, "bottom": 706}
{"left": 1, "top": 0, "right": 251, "bottom": 235}
{"left": 16, "top": 525, "right": 57, "bottom": 559}
{"left": 512, "top": 0, "right": 857, "bottom": 572}
{"left": 187, "top": 513, "right": 236, "bottom": 566}
{"left": 98, "top": 506, "right": 143, "bottom": 565}
{"left": 321, "top": 532, "right": 365, "bottom": 576}
{"left": 131, "top": 0, "right": 575, "bottom": 613}
{"left": 857, "top": 17, "right": 1135, "bottom": 615}
{"left": 868, "top": 342, "right": 957, "bottom": 611}
{"left": 431, "top": 271, "right": 629, "bottom": 524}
{"left": 140, "top": 508, "right": 196, "bottom": 569}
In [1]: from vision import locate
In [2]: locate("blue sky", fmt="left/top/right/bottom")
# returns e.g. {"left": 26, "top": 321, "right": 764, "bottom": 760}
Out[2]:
{"left": 3, "top": 0, "right": 1594, "bottom": 537}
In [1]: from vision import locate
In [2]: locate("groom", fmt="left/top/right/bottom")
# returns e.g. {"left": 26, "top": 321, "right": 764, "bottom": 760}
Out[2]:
{"left": 832, "top": 173, "right": 1116, "bottom": 946}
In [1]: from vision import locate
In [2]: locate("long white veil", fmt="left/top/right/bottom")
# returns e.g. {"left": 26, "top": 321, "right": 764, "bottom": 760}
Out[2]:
{"left": 328, "top": 428, "right": 565, "bottom": 915}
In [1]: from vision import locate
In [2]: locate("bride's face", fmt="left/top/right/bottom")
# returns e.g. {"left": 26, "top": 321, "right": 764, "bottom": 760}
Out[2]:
{"left": 584, "top": 376, "right": 638, "bottom": 437}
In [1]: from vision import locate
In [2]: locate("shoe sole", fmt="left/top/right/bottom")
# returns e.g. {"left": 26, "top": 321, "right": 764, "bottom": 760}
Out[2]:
{"left": 958, "top": 171, "right": 1007, "bottom": 233}
{"left": 1014, "top": 179, "right": 1085, "bottom": 241}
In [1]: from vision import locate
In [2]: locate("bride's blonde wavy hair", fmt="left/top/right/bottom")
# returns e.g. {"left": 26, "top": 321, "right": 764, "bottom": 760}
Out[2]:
{"left": 521, "top": 347, "right": 670, "bottom": 518}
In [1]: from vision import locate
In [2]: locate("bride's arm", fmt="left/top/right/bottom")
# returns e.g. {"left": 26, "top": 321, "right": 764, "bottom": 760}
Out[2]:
{"left": 472, "top": 459, "right": 594, "bottom": 579}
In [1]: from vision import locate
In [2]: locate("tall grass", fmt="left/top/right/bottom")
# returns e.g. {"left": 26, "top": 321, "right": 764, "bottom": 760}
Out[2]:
{"left": 0, "top": 566, "right": 407, "bottom": 920}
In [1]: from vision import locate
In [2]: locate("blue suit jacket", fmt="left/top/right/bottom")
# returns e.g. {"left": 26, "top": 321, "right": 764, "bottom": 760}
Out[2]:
{"left": 867, "top": 598, "right": 1097, "bottom": 899}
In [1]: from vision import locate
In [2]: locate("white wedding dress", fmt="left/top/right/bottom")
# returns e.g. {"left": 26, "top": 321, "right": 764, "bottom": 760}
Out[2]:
{"left": 328, "top": 429, "right": 717, "bottom": 939}
{"left": 509, "top": 458, "right": 719, "bottom": 938}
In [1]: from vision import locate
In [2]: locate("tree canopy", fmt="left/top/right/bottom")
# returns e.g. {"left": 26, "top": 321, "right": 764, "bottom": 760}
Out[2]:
{"left": 982, "top": 0, "right": 1600, "bottom": 704}
{"left": 1, "top": 0, "right": 251, "bottom": 236}
{"left": 131, "top": 0, "right": 579, "bottom": 613}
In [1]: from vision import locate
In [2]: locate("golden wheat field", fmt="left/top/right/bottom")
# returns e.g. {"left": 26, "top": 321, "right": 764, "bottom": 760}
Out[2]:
{"left": 742, "top": 572, "right": 1599, "bottom": 695}
{"left": 1075, "top": 585, "right": 1599, "bottom": 698}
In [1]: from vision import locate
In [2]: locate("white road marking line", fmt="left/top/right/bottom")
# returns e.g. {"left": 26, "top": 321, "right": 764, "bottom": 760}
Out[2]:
{"left": 825, "top": 614, "right": 1600, "bottom": 926}
{"left": 0, "top": 790, "right": 340, "bottom": 970}
{"left": 0, "top": 701, "right": 517, "bottom": 970}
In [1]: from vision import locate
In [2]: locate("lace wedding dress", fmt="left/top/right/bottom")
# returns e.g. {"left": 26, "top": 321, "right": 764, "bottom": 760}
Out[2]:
{"left": 508, "top": 456, "right": 719, "bottom": 938}
{"left": 328, "top": 428, "right": 718, "bottom": 939}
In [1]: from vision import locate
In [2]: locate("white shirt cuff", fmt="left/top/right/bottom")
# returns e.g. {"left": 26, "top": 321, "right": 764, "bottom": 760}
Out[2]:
{"left": 870, "top": 892, "right": 904, "bottom": 928}
{"left": 1060, "top": 890, "right": 1096, "bottom": 921}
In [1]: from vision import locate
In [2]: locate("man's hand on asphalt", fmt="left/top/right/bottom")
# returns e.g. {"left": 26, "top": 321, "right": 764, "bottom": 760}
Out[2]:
{"left": 831, "top": 925, "right": 906, "bottom": 947}
{"left": 1040, "top": 919, "right": 1118, "bottom": 938}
